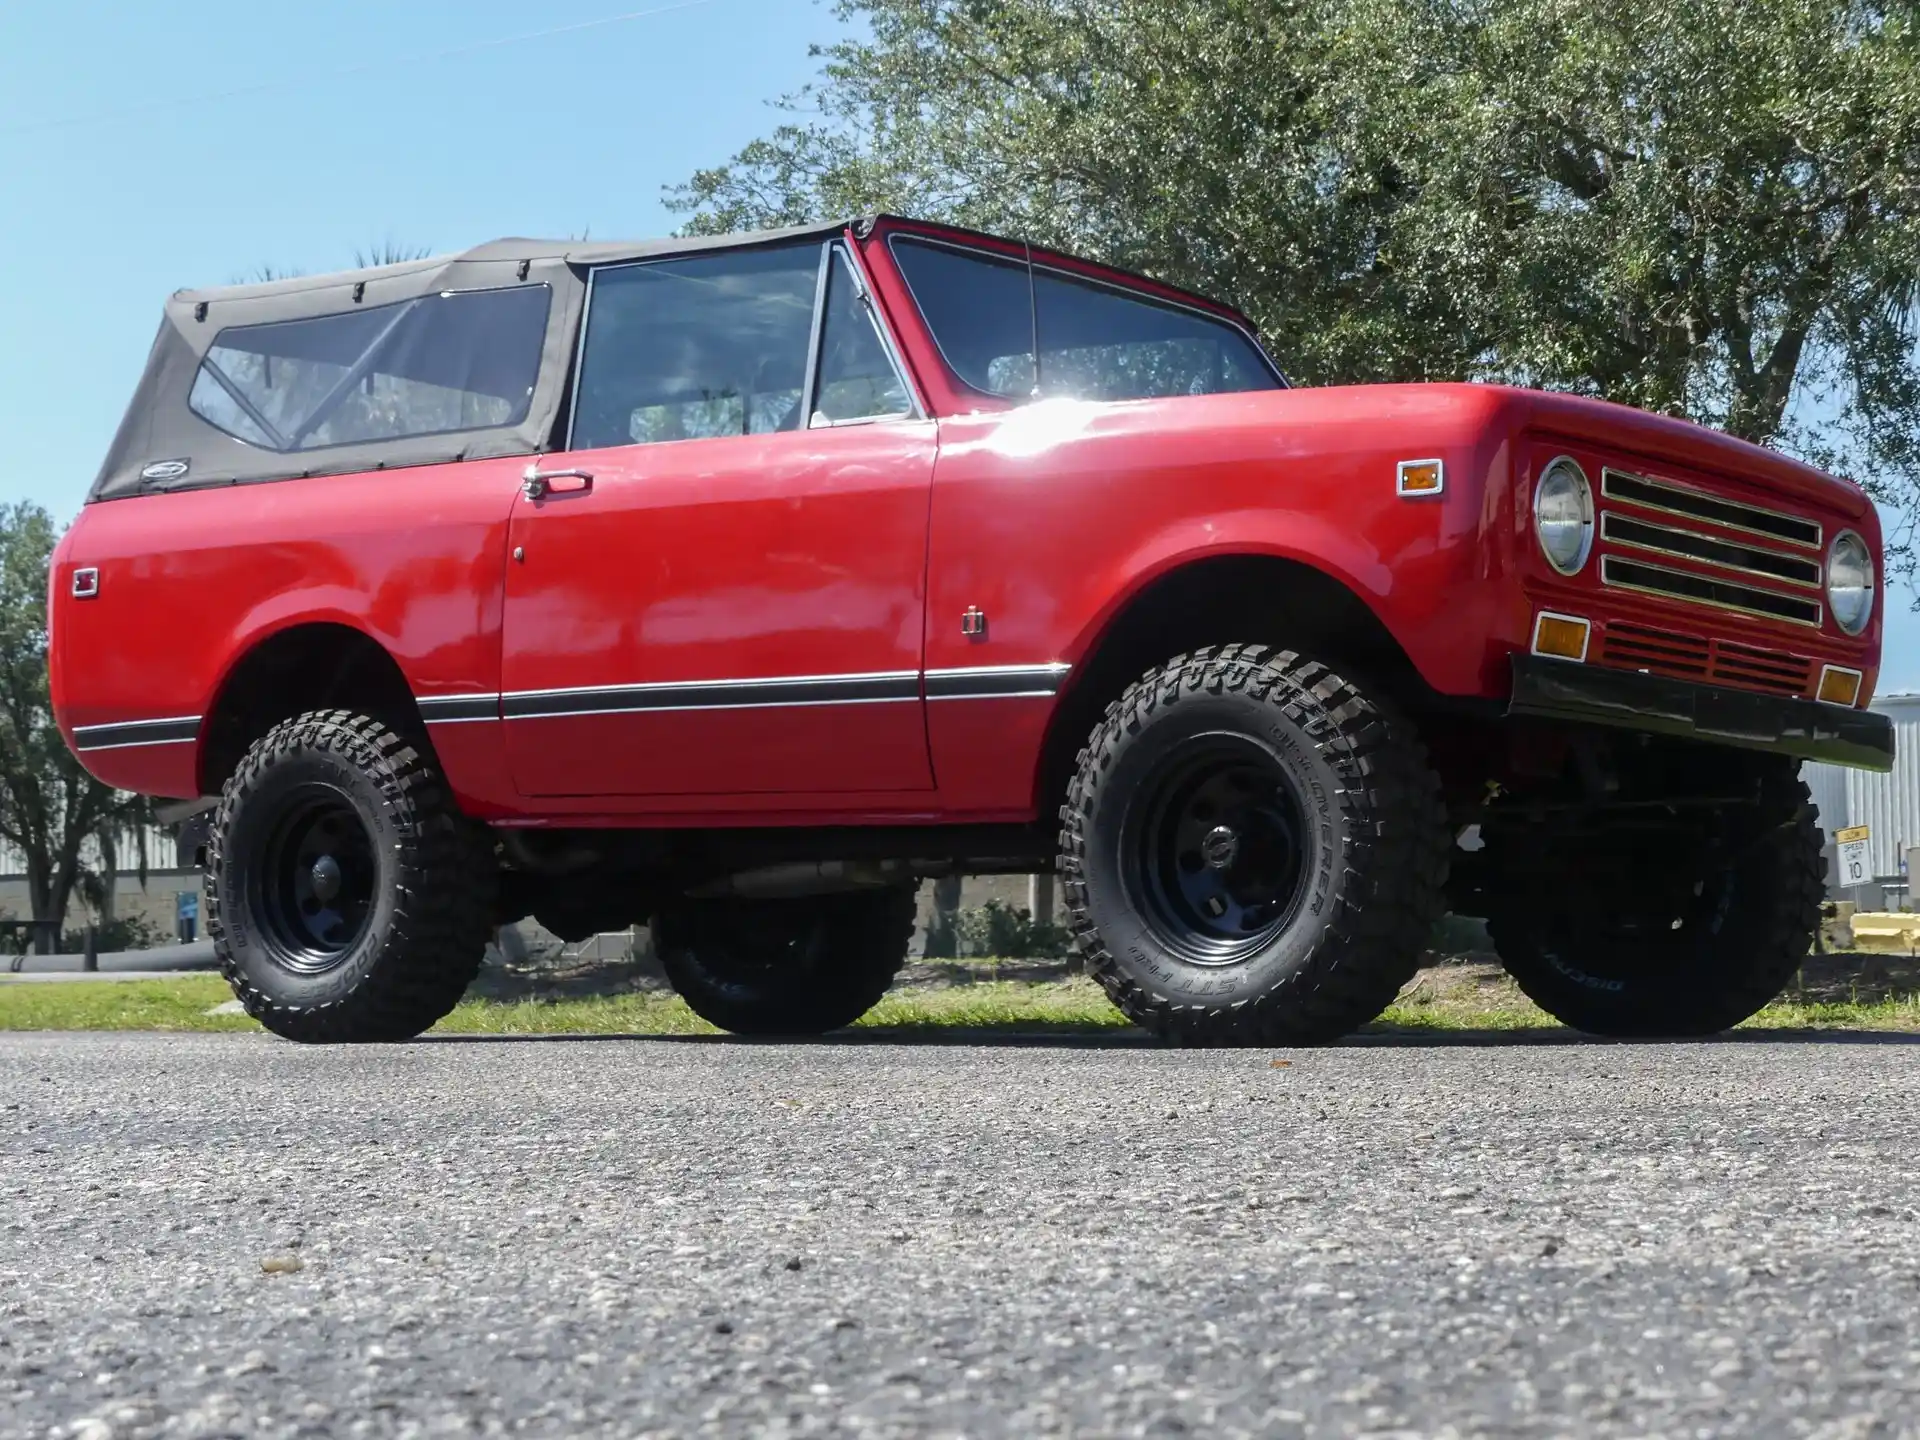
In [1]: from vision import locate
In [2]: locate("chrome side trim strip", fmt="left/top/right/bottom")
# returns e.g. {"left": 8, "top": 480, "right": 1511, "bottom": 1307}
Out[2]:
{"left": 422, "top": 663, "right": 1074, "bottom": 725}
{"left": 72, "top": 715, "right": 203, "bottom": 752}
{"left": 415, "top": 695, "right": 501, "bottom": 724}
{"left": 501, "top": 669, "right": 921, "bottom": 703}
{"left": 74, "top": 661, "right": 1075, "bottom": 757}
{"left": 925, "top": 663, "right": 1072, "bottom": 701}
{"left": 502, "top": 671, "right": 923, "bottom": 721}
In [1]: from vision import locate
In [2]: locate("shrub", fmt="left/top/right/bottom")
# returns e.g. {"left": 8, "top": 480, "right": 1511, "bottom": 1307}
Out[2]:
{"left": 60, "top": 913, "right": 166, "bottom": 954}
{"left": 955, "top": 900, "right": 1070, "bottom": 961}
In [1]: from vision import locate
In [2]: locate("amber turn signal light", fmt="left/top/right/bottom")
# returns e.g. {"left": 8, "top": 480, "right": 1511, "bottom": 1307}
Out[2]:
{"left": 1396, "top": 458, "right": 1445, "bottom": 497}
{"left": 1531, "top": 611, "right": 1591, "bottom": 662}
{"left": 1817, "top": 664, "right": 1863, "bottom": 707}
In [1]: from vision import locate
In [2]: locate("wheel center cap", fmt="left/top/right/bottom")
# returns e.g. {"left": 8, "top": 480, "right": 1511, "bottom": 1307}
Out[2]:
{"left": 310, "top": 854, "right": 342, "bottom": 902}
{"left": 1201, "top": 825, "right": 1240, "bottom": 871}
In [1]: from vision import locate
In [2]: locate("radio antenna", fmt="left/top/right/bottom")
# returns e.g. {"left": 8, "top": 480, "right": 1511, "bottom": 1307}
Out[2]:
{"left": 1024, "top": 236, "right": 1043, "bottom": 399}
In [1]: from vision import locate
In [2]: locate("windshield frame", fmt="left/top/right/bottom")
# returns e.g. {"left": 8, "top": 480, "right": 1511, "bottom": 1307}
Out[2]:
{"left": 883, "top": 231, "right": 1288, "bottom": 405}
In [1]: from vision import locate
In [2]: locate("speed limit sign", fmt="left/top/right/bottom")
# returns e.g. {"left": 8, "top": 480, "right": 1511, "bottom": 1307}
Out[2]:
{"left": 1835, "top": 825, "right": 1872, "bottom": 888}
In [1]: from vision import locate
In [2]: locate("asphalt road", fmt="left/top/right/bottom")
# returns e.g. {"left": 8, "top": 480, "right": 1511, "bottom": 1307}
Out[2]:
{"left": 5, "top": 1031, "right": 1920, "bottom": 1438}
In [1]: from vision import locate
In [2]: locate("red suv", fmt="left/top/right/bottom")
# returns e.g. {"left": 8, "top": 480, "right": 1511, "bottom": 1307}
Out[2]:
{"left": 53, "top": 216, "right": 1890, "bottom": 1044}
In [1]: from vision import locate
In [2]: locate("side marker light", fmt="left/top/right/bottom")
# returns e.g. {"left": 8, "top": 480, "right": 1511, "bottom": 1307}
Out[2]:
{"left": 1396, "top": 459, "right": 1445, "bottom": 497}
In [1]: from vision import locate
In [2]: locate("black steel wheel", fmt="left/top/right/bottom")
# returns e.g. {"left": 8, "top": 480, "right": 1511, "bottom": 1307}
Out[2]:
{"left": 1125, "top": 736, "right": 1311, "bottom": 966}
{"left": 1061, "top": 644, "right": 1450, "bottom": 1046}
{"left": 207, "top": 710, "right": 496, "bottom": 1043}
{"left": 655, "top": 888, "right": 916, "bottom": 1036}
{"left": 1481, "top": 756, "right": 1824, "bottom": 1037}
{"left": 257, "top": 790, "right": 379, "bottom": 972}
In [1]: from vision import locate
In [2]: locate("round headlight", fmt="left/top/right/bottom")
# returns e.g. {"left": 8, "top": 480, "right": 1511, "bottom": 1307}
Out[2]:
{"left": 1827, "top": 530, "right": 1874, "bottom": 635}
{"left": 1534, "top": 457, "right": 1594, "bottom": 576}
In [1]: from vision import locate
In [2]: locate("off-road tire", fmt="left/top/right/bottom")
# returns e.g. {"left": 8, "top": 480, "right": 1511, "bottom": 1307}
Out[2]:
{"left": 654, "top": 888, "right": 917, "bottom": 1036}
{"left": 1481, "top": 763, "right": 1823, "bottom": 1037}
{"left": 1060, "top": 644, "right": 1450, "bottom": 1046}
{"left": 207, "top": 710, "right": 496, "bottom": 1043}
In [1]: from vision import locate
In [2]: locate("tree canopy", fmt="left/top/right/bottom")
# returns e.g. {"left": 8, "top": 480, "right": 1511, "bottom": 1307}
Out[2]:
{"left": 671, "top": 0, "right": 1920, "bottom": 572}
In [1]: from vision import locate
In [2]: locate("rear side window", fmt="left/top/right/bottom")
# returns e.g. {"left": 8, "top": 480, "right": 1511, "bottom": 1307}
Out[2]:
{"left": 889, "top": 237, "right": 1279, "bottom": 403}
{"left": 187, "top": 286, "right": 550, "bottom": 453}
{"left": 570, "top": 242, "right": 822, "bottom": 450}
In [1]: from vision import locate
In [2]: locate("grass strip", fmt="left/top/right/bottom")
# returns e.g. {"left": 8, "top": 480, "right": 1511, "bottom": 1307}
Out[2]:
{"left": 4, "top": 972, "right": 1917, "bottom": 1037}
{"left": 0, "top": 976, "right": 1130, "bottom": 1037}
{"left": 0, "top": 977, "right": 258, "bottom": 1033}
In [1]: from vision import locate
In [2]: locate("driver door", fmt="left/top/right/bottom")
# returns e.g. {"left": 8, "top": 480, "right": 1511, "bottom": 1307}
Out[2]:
{"left": 499, "top": 238, "right": 936, "bottom": 798}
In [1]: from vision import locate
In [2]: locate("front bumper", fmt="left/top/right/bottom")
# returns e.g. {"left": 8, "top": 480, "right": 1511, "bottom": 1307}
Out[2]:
{"left": 1508, "top": 654, "right": 1895, "bottom": 772}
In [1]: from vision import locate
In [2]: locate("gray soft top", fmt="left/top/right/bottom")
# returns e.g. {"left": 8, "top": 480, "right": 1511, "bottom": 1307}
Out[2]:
{"left": 92, "top": 220, "right": 851, "bottom": 502}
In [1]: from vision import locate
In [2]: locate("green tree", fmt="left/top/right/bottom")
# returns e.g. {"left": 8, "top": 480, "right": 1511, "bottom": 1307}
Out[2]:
{"left": 0, "top": 503, "right": 146, "bottom": 952}
{"left": 671, "top": 0, "right": 1920, "bottom": 566}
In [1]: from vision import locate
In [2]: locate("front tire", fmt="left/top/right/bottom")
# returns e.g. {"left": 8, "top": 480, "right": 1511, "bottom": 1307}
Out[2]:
{"left": 1061, "top": 645, "right": 1450, "bottom": 1046}
{"left": 207, "top": 710, "right": 496, "bottom": 1043}
{"left": 654, "top": 889, "right": 916, "bottom": 1036}
{"left": 1481, "top": 757, "right": 1823, "bottom": 1037}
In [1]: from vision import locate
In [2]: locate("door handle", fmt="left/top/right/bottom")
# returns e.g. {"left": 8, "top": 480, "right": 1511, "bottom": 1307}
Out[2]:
{"left": 522, "top": 465, "right": 594, "bottom": 501}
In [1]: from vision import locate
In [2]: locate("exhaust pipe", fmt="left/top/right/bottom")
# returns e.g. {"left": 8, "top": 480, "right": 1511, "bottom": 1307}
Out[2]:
{"left": 686, "top": 860, "right": 917, "bottom": 900}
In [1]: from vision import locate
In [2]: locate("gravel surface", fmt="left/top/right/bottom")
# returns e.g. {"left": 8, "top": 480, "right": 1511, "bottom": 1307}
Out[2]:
{"left": 5, "top": 1031, "right": 1920, "bottom": 1438}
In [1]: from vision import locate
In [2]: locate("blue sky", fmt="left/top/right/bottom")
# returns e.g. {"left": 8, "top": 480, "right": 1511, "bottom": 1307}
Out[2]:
{"left": 0, "top": 0, "right": 840, "bottom": 517}
{"left": 2, "top": 0, "right": 1913, "bottom": 687}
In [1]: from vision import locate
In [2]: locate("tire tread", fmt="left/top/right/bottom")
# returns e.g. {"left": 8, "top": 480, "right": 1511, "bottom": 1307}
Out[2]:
{"left": 1483, "top": 769, "right": 1824, "bottom": 1036}
{"left": 657, "top": 888, "right": 917, "bottom": 1036}
{"left": 206, "top": 709, "right": 495, "bottom": 1043}
{"left": 1059, "top": 644, "right": 1450, "bottom": 1045}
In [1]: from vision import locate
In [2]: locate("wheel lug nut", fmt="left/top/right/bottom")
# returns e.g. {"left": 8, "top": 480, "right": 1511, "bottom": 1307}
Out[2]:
{"left": 310, "top": 854, "right": 342, "bottom": 902}
{"left": 1201, "top": 825, "right": 1240, "bottom": 870}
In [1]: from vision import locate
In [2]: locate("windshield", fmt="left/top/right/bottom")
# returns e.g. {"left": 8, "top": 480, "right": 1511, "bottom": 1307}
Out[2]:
{"left": 889, "top": 236, "right": 1281, "bottom": 404}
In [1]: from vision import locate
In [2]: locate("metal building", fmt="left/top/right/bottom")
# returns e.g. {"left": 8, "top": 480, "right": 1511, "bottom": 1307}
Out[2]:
{"left": 1804, "top": 692, "right": 1920, "bottom": 905}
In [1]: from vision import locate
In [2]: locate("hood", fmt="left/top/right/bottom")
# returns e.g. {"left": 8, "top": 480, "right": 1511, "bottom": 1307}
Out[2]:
{"left": 1462, "top": 384, "right": 1873, "bottom": 523}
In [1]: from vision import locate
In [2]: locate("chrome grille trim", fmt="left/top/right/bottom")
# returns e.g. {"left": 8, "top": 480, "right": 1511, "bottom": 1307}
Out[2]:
{"left": 1599, "top": 513, "right": 1823, "bottom": 589}
{"left": 1601, "top": 468, "right": 1823, "bottom": 549}
{"left": 1600, "top": 555, "right": 1825, "bottom": 628}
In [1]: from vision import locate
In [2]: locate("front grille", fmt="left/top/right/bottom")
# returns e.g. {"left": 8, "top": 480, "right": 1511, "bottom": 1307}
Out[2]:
{"left": 1714, "top": 640, "right": 1812, "bottom": 696}
{"left": 1600, "top": 621, "right": 1709, "bottom": 680}
{"left": 1599, "top": 513, "right": 1822, "bottom": 588}
{"left": 1596, "top": 621, "right": 1813, "bottom": 697}
{"left": 1595, "top": 467, "right": 1827, "bottom": 630}
{"left": 1601, "top": 469, "right": 1822, "bottom": 549}
{"left": 1600, "top": 556, "right": 1825, "bottom": 627}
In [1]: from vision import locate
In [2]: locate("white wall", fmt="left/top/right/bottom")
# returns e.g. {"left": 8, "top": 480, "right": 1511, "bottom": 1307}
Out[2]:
{"left": 1803, "top": 693, "right": 1920, "bottom": 889}
{"left": 0, "top": 823, "right": 181, "bottom": 881}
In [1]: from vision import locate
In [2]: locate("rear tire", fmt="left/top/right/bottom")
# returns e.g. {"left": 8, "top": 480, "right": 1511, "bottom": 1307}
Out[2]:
{"left": 207, "top": 710, "right": 495, "bottom": 1043}
{"left": 1481, "top": 758, "right": 1823, "bottom": 1036}
{"left": 1060, "top": 645, "right": 1450, "bottom": 1046}
{"left": 654, "top": 889, "right": 916, "bottom": 1036}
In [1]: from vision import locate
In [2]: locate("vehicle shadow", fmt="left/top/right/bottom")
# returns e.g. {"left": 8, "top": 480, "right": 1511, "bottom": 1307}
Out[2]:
{"left": 418, "top": 1024, "right": 1920, "bottom": 1050}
